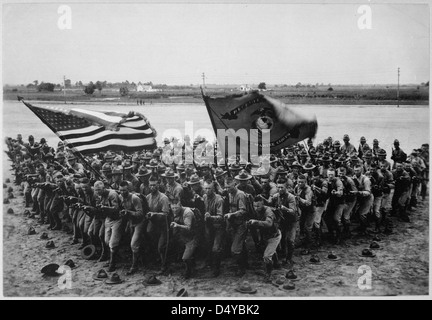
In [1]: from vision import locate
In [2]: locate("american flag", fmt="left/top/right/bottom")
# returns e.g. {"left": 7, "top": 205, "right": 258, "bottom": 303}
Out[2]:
{"left": 19, "top": 97, "right": 157, "bottom": 154}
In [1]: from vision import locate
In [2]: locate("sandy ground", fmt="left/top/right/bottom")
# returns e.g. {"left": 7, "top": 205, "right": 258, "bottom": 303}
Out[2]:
{"left": 2, "top": 166, "right": 429, "bottom": 298}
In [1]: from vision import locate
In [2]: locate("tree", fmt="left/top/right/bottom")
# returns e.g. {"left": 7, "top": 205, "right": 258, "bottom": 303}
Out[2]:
{"left": 95, "top": 81, "right": 103, "bottom": 94}
{"left": 64, "top": 79, "right": 72, "bottom": 88}
{"left": 84, "top": 82, "right": 96, "bottom": 95}
{"left": 258, "top": 82, "right": 266, "bottom": 90}
{"left": 426, "top": 81, "right": 429, "bottom": 87}
{"left": 33, "top": 80, "right": 39, "bottom": 86}
{"left": 295, "top": 82, "right": 302, "bottom": 88}
{"left": 328, "top": 87, "right": 334, "bottom": 91}
{"left": 120, "top": 86, "right": 129, "bottom": 96}
{"left": 37, "top": 82, "right": 55, "bottom": 92}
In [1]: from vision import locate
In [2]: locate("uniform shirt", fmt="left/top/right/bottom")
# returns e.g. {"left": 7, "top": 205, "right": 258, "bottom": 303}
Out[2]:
{"left": 125, "top": 174, "right": 141, "bottom": 193}
{"left": 253, "top": 206, "right": 279, "bottom": 240}
{"left": 95, "top": 189, "right": 120, "bottom": 220}
{"left": 203, "top": 193, "right": 224, "bottom": 224}
{"left": 119, "top": 192, "right": 143, "bottom": 225}
{"left": 165, "top": 181, "right": 184, "bottom": 201}
{"left": 352, "top": 174, "right": 372, "bottom": 198}
{"left": 391, "top": 148, "right": 407, "bottom": 166}
{"left": 261, "top": 182, "right": 278, "bottom": 201}
{"left": 294, "top": 184, "right": 314, "bottom": 213}
{"left": 228, "top": 188, "right": 247, "bottom": 220}
{"left": 328, "top": 178, "right": 345, "bottom": 205}
{"left": 409, "top": 156, "right": 426, "bottom": 171}
{"left": 173, "top": 207, "right": 196, "bottom": 241}
{"left": 340, "top": 176, "right": 357, "bottom": 202}
{"left": 146, "top": 191, "right": 170, "bottom": 224}
{"left": 341, "top": 143, "right": 357, "bottom": 156}
{"left": 312, "top": 178, "right": 329, "bottom": 207}
{"left": 69, "top": 162, "right": 85, "bottom": 175}
{"left": 270, "top": 192, "right": 297, "bottom": 216}
{"left": 377, "top": 169, "right": 394, "bottom": 194}
{"left": 139, "top": 182, "right": 151, "bottom": 196}
{"left": 237, "top": 182, "right": 256, "bottom": 197}
{"left": 392, "top": 169, "right": 411, "bottom": 193}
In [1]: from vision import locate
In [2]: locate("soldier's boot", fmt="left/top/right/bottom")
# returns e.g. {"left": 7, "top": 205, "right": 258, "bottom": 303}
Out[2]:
{"left": 212, "top": 253, "right": 222, "bottom": 277}
{"left": 410, "top": 196, "right": 417, "bottom": 208}
{"left": 126, "top": 251, "right": 139, "bottom": 275}
{"left": 183, "top": 259, "right": 194, "bottom": 279}
{"left": 342, "top": 221, "right": 352, "bottom": 239}
{"left": 399, "top": 205, "right": 410, "bottom": 222}
{"left": 272, "top": 252, "right": 282, "bottom": 269}
{"left": 314, "top": 227, "right": 322, "bottom": 247}
{"left": 264, "top": 261, "right": 273, "bottom": 283}
{"left": 375, "top": 217, "right": 382, "bottom": 234}
{"left": 335, "top": 226, "right": 343, "bottom": 245}
{"left": 107, "top": 247, "right": 119, "bottom": 272}
{"left": 205, "top": 252, "right": 212, "bottom": 268}
{"left": 51, "top": 211, "right": 62, "bottom": 230}
{"left": 242, "top": 243, "right": 249, "bottom": 269}
{"left": 25, "top": 192, "right": 32, "bottom": 208}
{"left": 99, "top": 243, "right": 110, "bottom": 263}
{"left": 284, "top": 242, "right": 295, "bottom": 269}
{"left": 234, "top": 254, "right": 246, "bottom": 277}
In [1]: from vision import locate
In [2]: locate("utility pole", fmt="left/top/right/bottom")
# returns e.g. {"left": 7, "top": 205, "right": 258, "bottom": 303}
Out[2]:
{"left": 202, "top": 72, "right": 206, "bottom": 89}
{"left": 397, "top": 67, "right": 400, "bottom": 108}
{"left": 63, "top": 75, "right": 66, "bottom": 104}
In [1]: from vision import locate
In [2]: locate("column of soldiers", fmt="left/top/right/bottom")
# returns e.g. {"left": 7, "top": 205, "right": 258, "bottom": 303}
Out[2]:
{"left": 4, "top": 133, "right": 429, "bottom": 282}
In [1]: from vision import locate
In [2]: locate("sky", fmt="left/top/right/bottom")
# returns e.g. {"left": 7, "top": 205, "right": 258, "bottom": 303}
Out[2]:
{"left": 2, "top": 2, "right": 430, "bottom": 86}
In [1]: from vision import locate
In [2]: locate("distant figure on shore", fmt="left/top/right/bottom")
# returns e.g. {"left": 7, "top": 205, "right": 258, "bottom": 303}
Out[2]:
{"left": 137, "top": 100, "right": 139, "bottom": 105}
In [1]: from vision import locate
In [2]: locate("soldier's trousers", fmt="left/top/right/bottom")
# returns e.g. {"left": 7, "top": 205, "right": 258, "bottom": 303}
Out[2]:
{"left": 372, "top": 196, "right": 383, "bottom": 221}
{"left": 263, "top": 230, "right": 281, "bottom": 264}
{"left": 313, "top": 206, "right": 326, "bottom": 229}
{"left": 129, "top": 220, "right": 146, "bottom": 253}
{"left": 280, "top": 220, "right": 298, "bottom": 261}
{"left": 356, "top": 195, "right": 374, "bottom": 227}
{"left": 299, "top": 208, "right": 315, "bottom": 248}
{"left": 205, "top": 224, "right": 224, "bottom": 254}
{"left": 88, "top": 217, "right": 106, "bottom": 246}
{"left": 342, "top": 200, "right": 357, "bottom": 226}
{"left": 105, "top": 218, "right": 125, "bottom": 249}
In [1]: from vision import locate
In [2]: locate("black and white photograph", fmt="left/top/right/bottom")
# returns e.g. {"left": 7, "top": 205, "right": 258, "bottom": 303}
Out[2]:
{"left": 1, "top": 0, "right": 430, "bottom": 300}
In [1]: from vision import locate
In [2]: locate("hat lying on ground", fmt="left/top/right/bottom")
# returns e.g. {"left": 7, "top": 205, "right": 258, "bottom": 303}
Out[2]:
{"left": 176, "top": 288, "right": 188, "bottom": 297}
{"left": 282, "top": 282, "right": 296, "bottom": 291}
{"left": 234, "top": 281, "right": 257, "bottom": 294}
{"left": 359, "top": 249, "right": 376, "bottom": 258}
{"left": 64, "top": 259, "right": 76, "bottom": 269}
{"left": 309, "top": 255, "right": 323, "bottom": 265}
{"left": 6, "top": 207, "right": 13, "bottom": 214}
{"left": 143, "top": 275, "right": 162, "bottom": 286}
{"left": 41, "top": 263, "right": 60, "bottom": 276}
{"left": 285, "top": 270, "right": 298, "bottom": 280}
{"left": 106, "top": 273, "right": 123, "bottom": 285}
{"left": 370, "top": 242, "right": 381, "bottom": 250}
{"left": 27, "top": 227, "right": 37, "bottom": 235}
{"left": 40, "top": 232, "right": 50, "bottom": 240}
{"left": 81, "top": 244, "right": 97, "bottom": 260}
{"left": 92, "top": 269, "right": 108, "bottom": 281}
{"left": 325, "top": 251, "right": 341, "bottom": 261}
{"left": 45, "top": 240, "right": 55, "bottom": 249}
{"left": 272, "top": 276, "right": 286, "bottom": 287}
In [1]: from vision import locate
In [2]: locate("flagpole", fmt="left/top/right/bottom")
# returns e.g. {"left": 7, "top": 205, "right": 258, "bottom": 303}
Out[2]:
{"left": 200, "top": 88, "right": 232, "bottom": 177}
{"left": 17, "top": 96, "right": 105, "bottom": 181}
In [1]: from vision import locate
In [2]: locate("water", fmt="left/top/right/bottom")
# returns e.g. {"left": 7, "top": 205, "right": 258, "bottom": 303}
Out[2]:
{"left": 2, "top": 100, "right": 430, "bottom": 156}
